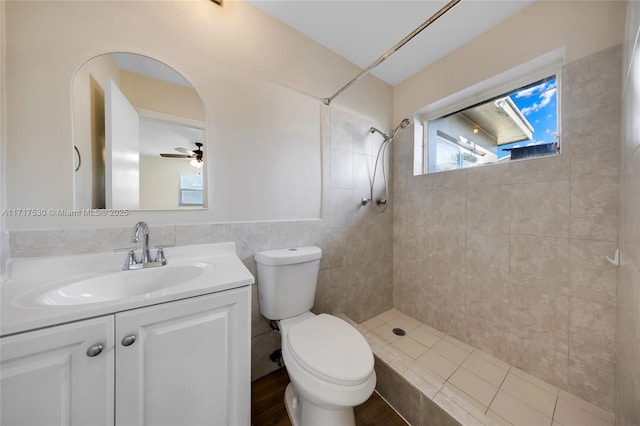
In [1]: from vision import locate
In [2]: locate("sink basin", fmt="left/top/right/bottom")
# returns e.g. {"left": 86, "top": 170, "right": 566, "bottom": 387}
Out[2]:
{"left": 2, "top": 242, "right": 255, "bottom": 337}
{"left": 28, "top": 262, "right": 213, "bottom": 306}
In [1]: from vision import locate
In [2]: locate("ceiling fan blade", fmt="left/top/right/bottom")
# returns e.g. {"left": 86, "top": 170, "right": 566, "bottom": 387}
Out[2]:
{"left": 160, "top": 153, "right": 192, "bottom": 158}
{"left": 175, "top": 147, "right": 195, "bottom": 155}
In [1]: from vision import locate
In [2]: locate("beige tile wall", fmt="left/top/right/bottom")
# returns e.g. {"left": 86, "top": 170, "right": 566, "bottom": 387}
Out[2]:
{"left": 7, "top": 106, "right": 395, "bottom": 381}
{"left": 615, "top": 2, "right": 640, "bottom": 424}
{"left": 393, "top": 45, "right": 621, "bottom": 411}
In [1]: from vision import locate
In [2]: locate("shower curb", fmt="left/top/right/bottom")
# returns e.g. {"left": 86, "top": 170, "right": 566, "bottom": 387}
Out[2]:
{"left": 374, "top": 356, "right": 462, "bottom": 426}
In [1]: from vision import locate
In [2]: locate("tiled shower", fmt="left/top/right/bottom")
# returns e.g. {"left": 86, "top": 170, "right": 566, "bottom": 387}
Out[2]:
{"left": 393, "top": 45, "right": 621, "bottom": 411}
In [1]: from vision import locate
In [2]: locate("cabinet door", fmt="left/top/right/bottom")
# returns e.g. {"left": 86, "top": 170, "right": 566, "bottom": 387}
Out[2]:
{"left": 0, "top": 317, "right": 115, "bottom": 426}
{"left": 116, "top": 288, "right": 251, "bottom": 426}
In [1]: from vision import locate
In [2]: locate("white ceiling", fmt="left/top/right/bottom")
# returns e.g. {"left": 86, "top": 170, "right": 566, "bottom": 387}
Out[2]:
{"left": 247, "top": 0, "right": 534, "bottom": 86}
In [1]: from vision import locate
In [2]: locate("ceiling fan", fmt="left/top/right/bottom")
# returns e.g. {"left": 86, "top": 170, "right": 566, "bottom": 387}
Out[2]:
{"left": 160, "top": 142, "right": 203, "bottom": 167}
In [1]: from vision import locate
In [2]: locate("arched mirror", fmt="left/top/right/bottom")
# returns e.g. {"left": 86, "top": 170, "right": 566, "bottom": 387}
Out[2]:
{"left": 72, "top": 53, "right": 206, "bottom": 210}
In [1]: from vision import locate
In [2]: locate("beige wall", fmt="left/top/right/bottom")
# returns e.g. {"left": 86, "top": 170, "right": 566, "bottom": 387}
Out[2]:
{"left": 394, "top": 1, "right": 625, "bottom": 122}
{"left": 119, "top": 70, "right": 205, "bottom": 122}
{"left": 615, "top": 1, "right": 640, "bottom": 424}
{"left": 139, "top": 156, "right": 202, "bottom": 210}
{"left": 0, "top": 0, "right": 7, "bottom": 276}
{"left": 392, "top": 1, "right": 624, "bottom": 411}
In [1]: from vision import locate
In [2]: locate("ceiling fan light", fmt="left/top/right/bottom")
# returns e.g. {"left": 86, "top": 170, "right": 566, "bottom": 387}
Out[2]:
{"left": 191, "top": 158, "right": 203, "bottom": 168}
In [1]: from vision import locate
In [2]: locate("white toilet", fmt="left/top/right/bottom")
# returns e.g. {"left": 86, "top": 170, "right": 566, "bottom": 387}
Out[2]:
{"left": 255, "top": 246, "right": 376, "bottom": 426}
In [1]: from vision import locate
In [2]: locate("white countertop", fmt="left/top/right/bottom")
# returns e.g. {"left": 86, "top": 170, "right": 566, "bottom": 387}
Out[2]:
{"left": 1, "top": 242, "right": 254, "bottom": 337}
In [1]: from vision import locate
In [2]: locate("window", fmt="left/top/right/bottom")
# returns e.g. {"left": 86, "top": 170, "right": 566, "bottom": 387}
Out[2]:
{"left": 423, "top": 74, "right": 560, "bottom": 174}
{"left": 179, "top": 174, "right": 203, "bottom": 206}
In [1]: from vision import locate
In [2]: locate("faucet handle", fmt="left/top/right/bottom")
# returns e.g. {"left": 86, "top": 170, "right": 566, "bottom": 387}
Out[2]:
{"left": 113, "top": 246, "right": 138, "bottom": 252}
{"left": 122, "top": 249, "right": 138, "bottom": 270}
{"left": 154, "top": 246, "right": 168, "bottom": 265}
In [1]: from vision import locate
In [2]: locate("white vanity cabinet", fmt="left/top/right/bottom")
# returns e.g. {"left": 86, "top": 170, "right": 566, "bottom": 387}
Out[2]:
{"left": 115, "top": 288, "right": 251, "bottom": 426}
{"left": 0, "top": 317, "right": 115, "bottom": 426}
{"left": 0, "top": 287, "right": 251, "bottom": 426}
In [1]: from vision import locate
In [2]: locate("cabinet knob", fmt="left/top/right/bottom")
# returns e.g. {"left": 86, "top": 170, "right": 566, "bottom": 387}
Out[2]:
{"left": 121, "top": 335, "right": 136, "bottom": 347}
{"left": 86, "top": 344, "right": 104, "bottom": 357}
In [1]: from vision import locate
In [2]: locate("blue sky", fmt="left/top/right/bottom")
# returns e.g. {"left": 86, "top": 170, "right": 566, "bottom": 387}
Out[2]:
{"left": 497, "top": 77, "right": 558, "bottom": 158}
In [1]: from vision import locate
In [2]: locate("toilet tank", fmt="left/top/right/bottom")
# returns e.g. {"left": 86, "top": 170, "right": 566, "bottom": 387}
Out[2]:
{"left": 254, "top": 246, "right": 322, "bottom": 320}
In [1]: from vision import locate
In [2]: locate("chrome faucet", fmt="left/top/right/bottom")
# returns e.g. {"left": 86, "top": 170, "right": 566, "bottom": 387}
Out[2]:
{"left": 132, "top": 221, "right": 151, "bottom": 264}
{"left": 121, "top": 221, "right": 167, "bottom": 270}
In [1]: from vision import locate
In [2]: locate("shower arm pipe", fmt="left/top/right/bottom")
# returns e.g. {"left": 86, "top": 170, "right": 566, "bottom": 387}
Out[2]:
{"left": 323, "top": 0, "right": 462, "bottom": 106}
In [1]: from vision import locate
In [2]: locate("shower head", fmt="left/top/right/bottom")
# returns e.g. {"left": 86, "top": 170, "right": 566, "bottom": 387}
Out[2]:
{"left": 365, "top": 118, "right": 412, "bottom": 215}
{"left": 370, "top": 118, "right": 412, "bottom": 143}
{"left": 390, "top": 118, "right": 412, "bottom": 140}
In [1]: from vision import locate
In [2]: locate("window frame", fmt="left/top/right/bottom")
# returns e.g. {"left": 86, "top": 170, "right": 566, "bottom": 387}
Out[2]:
{"left": 415, "top": 53, "right": 563, "bottom": 175}
{"left": 178, "top": 173, "right": 204, "bottom": 207}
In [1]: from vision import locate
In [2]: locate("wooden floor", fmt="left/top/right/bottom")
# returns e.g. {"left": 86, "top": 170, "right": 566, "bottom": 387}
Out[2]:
{"left": 251, "top": 367, "right": 407, "bottom": 426}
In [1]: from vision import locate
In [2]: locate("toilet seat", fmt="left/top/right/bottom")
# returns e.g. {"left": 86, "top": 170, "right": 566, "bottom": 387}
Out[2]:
{"left": 285, "top": 314, "right": 374, "bottom": 386}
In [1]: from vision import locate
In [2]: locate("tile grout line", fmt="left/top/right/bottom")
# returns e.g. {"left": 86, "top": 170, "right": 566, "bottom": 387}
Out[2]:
{"left": 496, "top": 375, "right": 558, "bottom": 422}
{"left": 441, "top": 348, "right": 473, "bottom": 390}
{"left": 446, "top": 368, "right": 494, "bottom": 416}
{"left": 485, "top": 358, "right": 512, "bottom": 413}
{"left": 550, "top": 392, "right": 560, "bottom": 425}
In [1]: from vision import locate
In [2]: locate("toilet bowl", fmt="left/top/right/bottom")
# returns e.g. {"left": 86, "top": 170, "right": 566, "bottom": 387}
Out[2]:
{"left": 279, "top": 313, "right": 376, "bottom": 426}
{"left": 254, "top": 246, "right": 376, "bottom": 426}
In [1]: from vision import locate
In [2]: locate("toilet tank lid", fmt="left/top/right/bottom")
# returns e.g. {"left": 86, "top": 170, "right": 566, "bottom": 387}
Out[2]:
{"left": 255, "top": 246, "right": 322, "bottom": 266}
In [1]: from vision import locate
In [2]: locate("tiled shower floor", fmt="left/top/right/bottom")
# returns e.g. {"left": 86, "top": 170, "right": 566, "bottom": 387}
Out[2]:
{"left": 355, "top": 309, "right": 613, "bottom": 426}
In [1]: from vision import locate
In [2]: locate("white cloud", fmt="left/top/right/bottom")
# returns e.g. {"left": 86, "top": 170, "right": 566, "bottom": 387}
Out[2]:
{"left": 514, "top": 81, "right": 550, "bottom": 99}
{"left": 521, "top": 88, "right": 556, "bottom": 116}
{"left": 514, "top": 86, "right": 540, "bottom": 98}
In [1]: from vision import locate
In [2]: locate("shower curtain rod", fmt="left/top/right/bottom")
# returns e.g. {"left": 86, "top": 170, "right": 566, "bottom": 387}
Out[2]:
{"left": 323, "top": 0, "right": 462, "bottom": 106}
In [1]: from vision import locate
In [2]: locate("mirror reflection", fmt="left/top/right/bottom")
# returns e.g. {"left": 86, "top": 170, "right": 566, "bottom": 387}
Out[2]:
{"left": 72, "top": 52, "right": 206, "bottom": 210}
